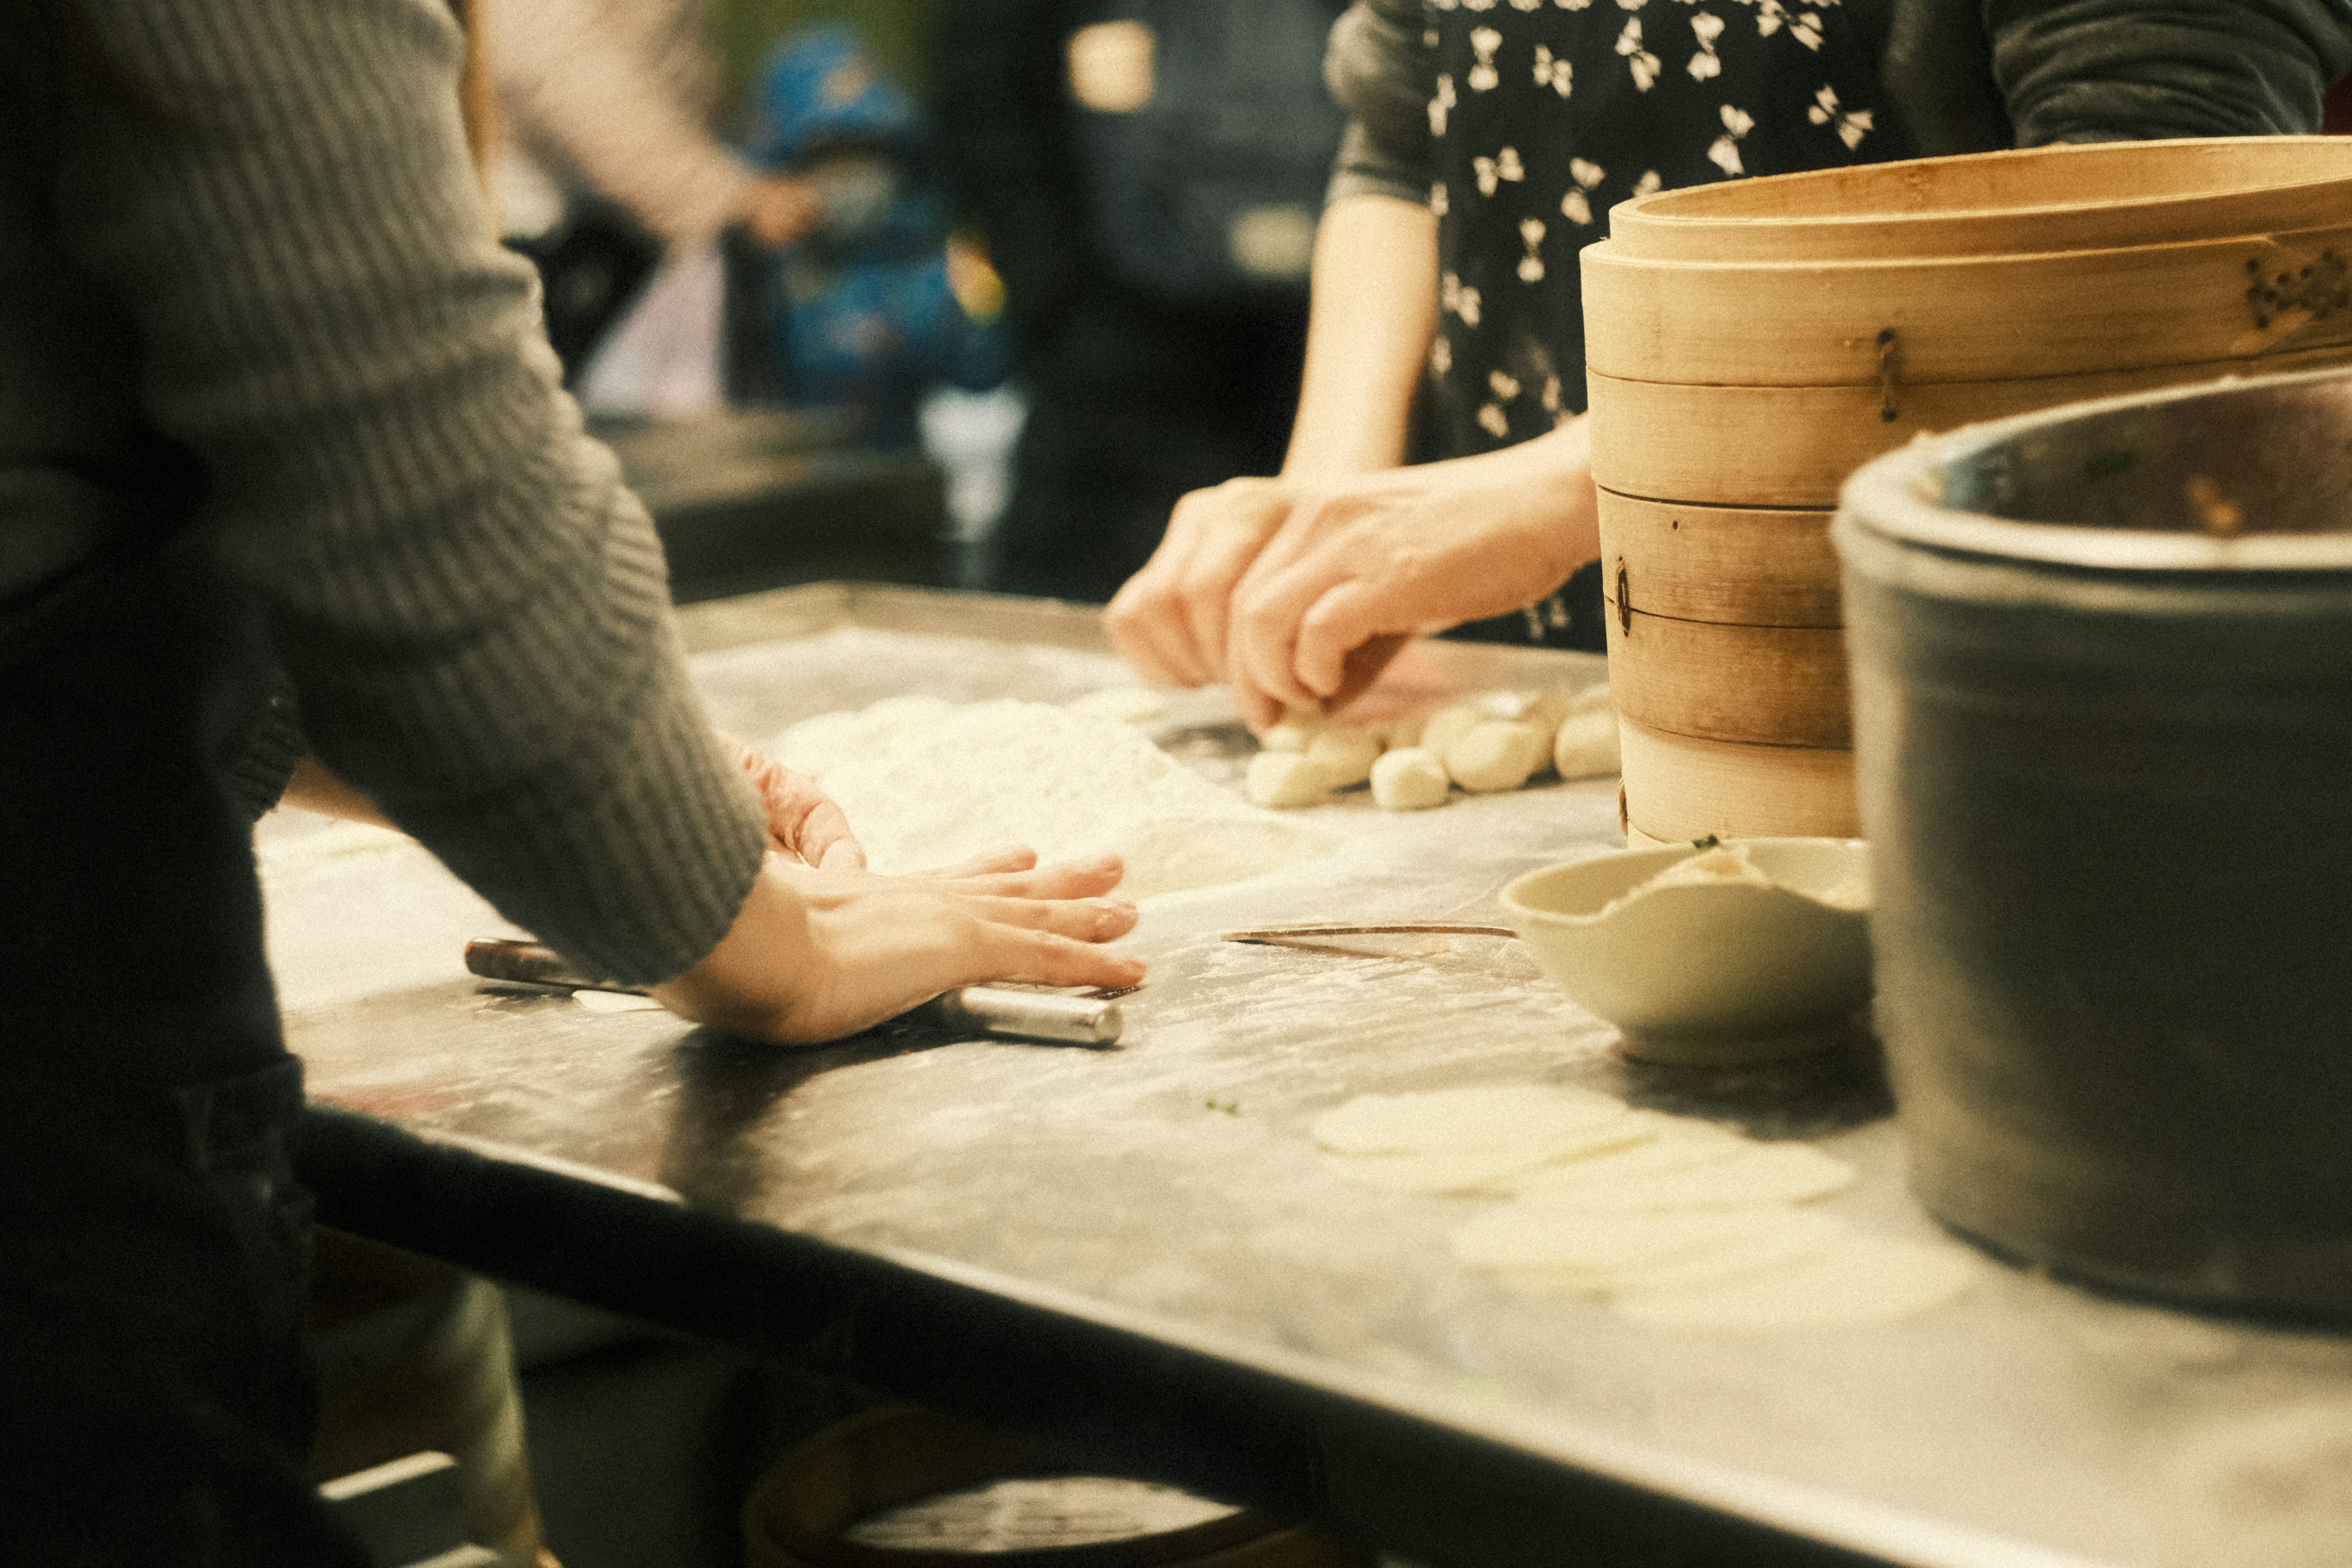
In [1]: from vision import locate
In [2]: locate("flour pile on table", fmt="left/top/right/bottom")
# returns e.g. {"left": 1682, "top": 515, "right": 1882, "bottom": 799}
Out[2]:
{"left": 772, "top": 696, "right": 1337, "bottom": 898}
{"left": 1311, "top": 1084, "right": 1976, "bottom": 1333}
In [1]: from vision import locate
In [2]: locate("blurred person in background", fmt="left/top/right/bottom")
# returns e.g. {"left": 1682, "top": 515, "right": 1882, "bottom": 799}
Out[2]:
{"left": 936, "top": 0, "right": 1351, "bottom": 604}
{"left": 1, "top": 2, "right": 1142, "bottom": 1562}
{"left": 1106, "top": 0, "right": 2352, "bottom": 729}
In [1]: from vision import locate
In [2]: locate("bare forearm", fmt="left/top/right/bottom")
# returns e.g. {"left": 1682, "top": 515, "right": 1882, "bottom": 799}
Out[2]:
{"left": 1283, "top": 194, "right": 1439, "bottom": 478}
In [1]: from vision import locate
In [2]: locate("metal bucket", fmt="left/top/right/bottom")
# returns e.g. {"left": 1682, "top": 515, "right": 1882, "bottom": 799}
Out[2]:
{"left": 1834, "top": 365, "right": 2352, "bottom": 1316}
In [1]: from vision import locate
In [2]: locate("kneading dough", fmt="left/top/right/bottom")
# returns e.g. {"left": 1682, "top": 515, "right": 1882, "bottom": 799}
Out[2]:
{"left": 1444, "top": 720, "right": 1550, "bottom": 793}
{"left": 1417, "top": 702, "right": 1488, "bottom": 764}
{"left": 1068, "top": 686, "right": 1169, "bottom": 724}
{"left": 1551, "top": 709, "right": 1621, "bottom": 780}
{"left": 1613, "top": 1234, "right": 1977, "bottom": 1332}
{"left": 1370, "top": 747, "right": 1450, "bottom": 811}
{"left": 1303, "top": 726, "right": 1382, "bottom": 788}
{"left": 1521, "top": 1140, "right": 1857, "bottom": 1212}
{"left": 1311, "top": 1084, "right": 1627, "bottom": 1156}
{"left": 1246, "top": 750, "right": 1333, "bottom": 808}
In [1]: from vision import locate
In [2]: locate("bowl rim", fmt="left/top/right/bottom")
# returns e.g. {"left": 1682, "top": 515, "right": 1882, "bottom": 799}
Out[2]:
{"left": 1836, "top": 364, "right": 2352, "bottom": 573}
{"left": 1499, "top": 837, "right": 1871, "bottom": 929}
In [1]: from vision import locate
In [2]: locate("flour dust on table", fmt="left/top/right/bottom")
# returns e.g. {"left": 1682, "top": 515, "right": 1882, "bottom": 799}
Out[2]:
{"left": 773, "top": 697, "right": 1338, "bottom": 899}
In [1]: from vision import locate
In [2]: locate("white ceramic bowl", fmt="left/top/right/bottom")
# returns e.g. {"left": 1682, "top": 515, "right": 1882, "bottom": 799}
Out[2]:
{"left": 1500, "top": 839, "right": 1873, "bottom": 1065}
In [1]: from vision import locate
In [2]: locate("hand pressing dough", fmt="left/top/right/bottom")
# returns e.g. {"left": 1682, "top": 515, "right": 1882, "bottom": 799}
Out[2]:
{"left": 1551, "top": 709, "right": 1621, "bottom": 780}
{"left": 1520, "top": 1140, "right": 1857, "bottom": 1212}
{"left": 1246, "top": 750, "right": 1333, "bottom": 808}
{"left": 1613, "top": 1234, "right": 1977, "bottom": 1332}
{"left": 1444, "top": 720, "right": 1550, "bottom": 793}
{"left": 1068, "top": 686, "right": 1169, "bottom": 724}
{"left": 1303, "top": 726, "right": 1382, "bottom": 788}
{"left": 1311, "top": 1084, "right": 1627, "bottom": 1156}
{"left": 1370, "top": 747, "right": 1450, "bottom": 811}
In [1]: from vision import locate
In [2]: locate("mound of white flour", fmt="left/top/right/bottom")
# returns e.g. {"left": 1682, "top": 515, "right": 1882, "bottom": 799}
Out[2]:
{"left": 774, "top": 698, "right": 1336, "bottom": 898}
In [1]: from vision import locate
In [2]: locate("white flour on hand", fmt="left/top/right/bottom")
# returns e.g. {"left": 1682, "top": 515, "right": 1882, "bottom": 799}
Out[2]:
{"left": 774, "top": 699, "right": 1336, "bottom": 898}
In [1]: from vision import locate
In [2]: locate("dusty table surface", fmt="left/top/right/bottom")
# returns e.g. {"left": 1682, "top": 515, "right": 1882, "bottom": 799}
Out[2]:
{"left": 268, "top": 584, "right": 2352, "bottom": 1568}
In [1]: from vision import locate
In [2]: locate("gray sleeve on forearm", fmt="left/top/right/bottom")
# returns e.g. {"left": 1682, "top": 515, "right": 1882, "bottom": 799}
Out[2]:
{"left": 1325, "top": 0, "right": 1438, "bottom": 206}
{"left": 61, "top": 0, "right": 766, "bottom": 985}
{"left": 224, "top": 668, "right": 308, "bottom": 824}
{"left": 1985, "top": 0, "right": 2352, "bottom": 144}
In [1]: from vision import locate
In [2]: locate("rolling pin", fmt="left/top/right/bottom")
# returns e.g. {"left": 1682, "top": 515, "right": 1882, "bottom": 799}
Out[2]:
{"left": 463, "top": 938, "right": 1123, "bottom": 1047}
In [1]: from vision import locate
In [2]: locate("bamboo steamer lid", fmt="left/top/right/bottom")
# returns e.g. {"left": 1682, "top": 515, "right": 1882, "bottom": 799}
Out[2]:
{"left": 1615, "top": 718, "right": 1858, "bottom": 843}
{"left": 1589, "top": 342, "right": 2352, "bottom": 507}
{"left": 1608, "top": 138, "right": 2352, "bottom": 263}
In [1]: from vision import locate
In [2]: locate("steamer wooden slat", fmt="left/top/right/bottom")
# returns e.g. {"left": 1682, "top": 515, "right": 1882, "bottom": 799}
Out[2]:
{"left": 1582, "top": 225, "right": 2352, "bottom": 386}
{"left": 1585, "top": 344, "right": 2352, "bottom": 507}
{"left": 1602, "top": 611, "right": 1852, "bottom": 748}
{"left": 1609, "top": 138, "right": 2352, "bottom": 263}
{"left": 1618, "top": 719, "right": 1859, "bottom": 842}
{"left": 1596, "top": 491, "right": 1840, "bottom": 626}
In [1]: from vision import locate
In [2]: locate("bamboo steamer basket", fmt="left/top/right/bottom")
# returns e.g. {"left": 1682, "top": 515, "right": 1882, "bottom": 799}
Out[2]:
{"left": 1584, "top": 138, "right": 2352, "bottom": 843}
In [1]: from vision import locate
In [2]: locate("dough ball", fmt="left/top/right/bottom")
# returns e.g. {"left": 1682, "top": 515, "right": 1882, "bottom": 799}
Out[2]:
{"left": 1418, "top": 702, "right": 1488, "bottom": 764}
{"left": 1553, "top": 709, "right": 1621, "bottom": 780}
{"left": 1376, "top": 710, "right": 1428, "bottom": 750}
{"left": 1444, "top": 720, "right": 1550, "bottom": 793}
{"left": 1567, "top": 681, "right": 1615, "bottom": 716}
{"left": 1303, "top": 726, "right": 1381, "bottom": 788}
{"left": 1479, "top": 689, "right": 1572, "bottom": 733}
{"left": 1370, "top": 747, "right": 1450, "bottom": 811}
{"left": 1261, "top": 707, "right": 1326, "bottom": 752}
{"left": 1246, "top": 750, "right": 1333, "bottom": 809}
{"left": 1068, "top": 686, "right": 1169, "bottom": 724}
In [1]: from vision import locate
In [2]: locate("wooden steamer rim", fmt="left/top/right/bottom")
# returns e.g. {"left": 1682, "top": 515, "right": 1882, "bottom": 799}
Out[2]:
{"left": 1607, "top": 137, "right": 2352, "bottom": 263}
{"left": 1616, "top": 719, "right": 1859, "bottom": 845}
{"left": 1581, "top": 222, "right": 2352, "bottom": 386}
{"left": 1602, "top": 609, "right": 1850, "bottom": 750}
{"left": 1586, "top": 344, "right": 2352, "bottom": 508}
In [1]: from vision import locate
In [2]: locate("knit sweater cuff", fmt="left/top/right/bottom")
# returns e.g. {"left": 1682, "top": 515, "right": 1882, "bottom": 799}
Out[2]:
{"left": 399, "top": 641, "right": 767, "bottom": 987}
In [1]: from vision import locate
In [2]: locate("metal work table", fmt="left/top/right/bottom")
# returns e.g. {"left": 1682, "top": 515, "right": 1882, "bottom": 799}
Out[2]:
{"left": 271, "top": 584, "right": 2352, "bottom": 1568}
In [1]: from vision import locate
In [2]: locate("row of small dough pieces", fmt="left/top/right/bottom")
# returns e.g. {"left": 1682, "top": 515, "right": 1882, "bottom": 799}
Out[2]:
{"left": 1308, "top": 1084, "right": 1977, "bottom": 1333}
{"left": 1248, "top": 687, "right": 1620, "bottom": 811}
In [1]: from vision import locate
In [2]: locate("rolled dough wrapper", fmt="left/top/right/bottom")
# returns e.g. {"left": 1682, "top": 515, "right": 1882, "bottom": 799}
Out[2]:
{"left": 1444, "top": 720, "right": 1550, "bottom": 793}
{"left": 1312, "top": 1084, "right": 1627, "bottom": 1155}
{"left": 1330, "top": 1110, "right": 1637, "bottom": 1194}
{"left": 1370, "top": 747, "right": 1450, "bottom": 811}
{"left": 1418, "top": 702, "right": 1487, "bottom": 763}
{"left": 1553, "top": 709, "right": 1622, "bottom": 780}
{"left": 1525, "top": 1141, "right": 1858, "bottom": 1213}
{"left": 1303, "top": 726, "right": 1382, "bottom": 788}
{"left": 1453, "top": 1207, "right": 1755, "bottom": 1273}
{"left": 1506, "top": 1115, "right": 1748, "bottom": 1197}
{"left": 1484, "top": 1208, "right": 1851, "bottom": 1297}
{"left": 1611, "top": 1234, "right": 1977, "bottom": 1332}
{"left": 1246, "top": 750, "right": 1333, "bottom": 808}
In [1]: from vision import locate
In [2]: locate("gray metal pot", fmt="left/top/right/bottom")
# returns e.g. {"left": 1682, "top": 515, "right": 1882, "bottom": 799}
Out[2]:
{"left": 1834, "top": 365, "right": 2352, "bottom": 1317}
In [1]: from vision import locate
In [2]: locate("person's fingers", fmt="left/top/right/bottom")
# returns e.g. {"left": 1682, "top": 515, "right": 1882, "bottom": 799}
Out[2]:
{"left": 1231, "top": 682, "right": 1288, "bottom": 736}
{"left": 915, "top": 846, "right": 1040, "bottom": 879}
{"left": 816, "top": 834, "right": 867, "bottom": 871}
{"left": 977, "top": 925, "right": 1150, "bottom": 992}
{"left": 1293, "top": 581, "right": 1415, "bottom": 700}
{"left": 1230, "top": 548, "right": 1354, "bottom": 710}
{"left": 1172, "top": 484, "right": 1293, "bottom": 683}
{"left": 932, "top": 854, "right": 1126, "bottom": 900}
{"left": 965, "top": 894, "right": 1140, "bottom": 943}
{"left": 786, "top": 794, "right": 865, "bottom": 869}
{"left": 1106, "top": 509, "right": 1212, "bottom": 687}
{"left": 1326, "top": 631, "right": 1415, "bottom": 714}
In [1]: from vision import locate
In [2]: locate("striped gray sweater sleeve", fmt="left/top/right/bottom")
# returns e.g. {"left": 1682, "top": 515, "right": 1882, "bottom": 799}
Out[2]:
{"left": 55, "top": 0, "right": 765, "bottom": 985}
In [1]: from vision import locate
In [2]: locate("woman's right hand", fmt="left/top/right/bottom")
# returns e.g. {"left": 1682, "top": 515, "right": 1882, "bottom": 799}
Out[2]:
{"left": 650, "top": 850, "right": 1144, "bottom": 1044}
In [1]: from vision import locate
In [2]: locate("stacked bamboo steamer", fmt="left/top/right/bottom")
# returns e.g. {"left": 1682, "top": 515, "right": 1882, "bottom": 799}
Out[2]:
{"left": 1580, "top": 137, "right": 2352, "bottom": 845}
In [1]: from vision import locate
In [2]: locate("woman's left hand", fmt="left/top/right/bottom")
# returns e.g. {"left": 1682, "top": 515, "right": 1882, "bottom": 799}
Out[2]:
{"left": 726, "top": 737, "right": 865, "bottom": 870}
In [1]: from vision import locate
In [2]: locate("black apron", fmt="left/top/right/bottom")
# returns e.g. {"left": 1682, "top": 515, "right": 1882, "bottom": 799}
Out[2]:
{"left": 1425, "top": 0, "right": 1909, "bottom": 652}
{"left": 0, "top": 536, "right": 369, "bottom": 1564}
